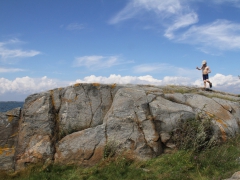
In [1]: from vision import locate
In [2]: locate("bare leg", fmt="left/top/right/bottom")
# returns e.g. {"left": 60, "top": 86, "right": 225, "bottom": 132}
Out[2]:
{"left": 206, "top": 79, "right": 212, "bottom": 88}
{"left": 203, "top": 80, "right": 206, "bottom": 88}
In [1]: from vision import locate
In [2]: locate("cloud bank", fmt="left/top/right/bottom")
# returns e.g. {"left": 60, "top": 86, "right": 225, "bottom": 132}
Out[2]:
{"left": 75, "top": 73, "right": 240, "bottom": 93}
{"left": 0, "top": 74, "right": 239, "bottom": 101}
{"left": 0, "top": 76, "right": 59, "bottom": 95}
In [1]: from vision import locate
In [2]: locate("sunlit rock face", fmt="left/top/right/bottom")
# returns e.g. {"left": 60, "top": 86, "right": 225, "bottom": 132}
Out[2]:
{"left": 0, "top": 84, "right": 239, "bottom": 171}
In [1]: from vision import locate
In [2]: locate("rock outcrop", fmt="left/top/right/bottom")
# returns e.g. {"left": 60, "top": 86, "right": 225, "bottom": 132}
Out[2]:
{"left": 0, "top": 108, "right": 20, "bottom": 170}
{"left": 0, "top": 84, "right": 239, "bottom": 171}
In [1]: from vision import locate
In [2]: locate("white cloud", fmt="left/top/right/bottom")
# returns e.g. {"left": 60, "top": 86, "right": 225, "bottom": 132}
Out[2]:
{"left": 1, "top": 74, "right": 239, "bottom": 101}
{"left": 109, "top": 0, "right": 183, "bottom": 24}
{"left": 66, "top": 23, "right": 85, "bottom": 30}
{"left": 0, "top": 67, "right": 24, "bottom": 73}
{"left": 74, "top": 74, "right": 162, "bottom": 85}
{"left": 74, "top": 74, "right": 194, "bottom": 86}
{"left": 73, "top": 55, "right": 132, "bottom": 69}
{"left": 75, "top": 74, "right": 240, "bottom": 94}
{"left": 109, "top": 0, "right": 198, "bottom": 34}
{"left": 162, "top": 76, "right": 193, "bottom": 85}
{"left": 109, "top": 0, "right": 240, "bottom": 52}
{"left": 164, "top": 12, "right": 198, "bottom": 39}
{"left": 0, "top": 76, "right": 62, "bottom": 94}
{"left": 73, "top": 74, "right": 194, "bottom": 88}
{"left": 108, "top": 2, "right": 140, "bottom": 24}
{"left": 208, "top": 73, "right": 240, "bottom": 92}
{"left": 0, "top": 49, "right": 40, "bottom": 59}
{"left": 133, "top": 63, "right": 199, "bottom": 78}
{"left": 0, "top": 39, "right": 41, "bottom": 60}
{"left": 194, "top": 73, "right": 240, "bottom": 93}
{"left": 177, "top": 19, "right": 240, "bottom": 51}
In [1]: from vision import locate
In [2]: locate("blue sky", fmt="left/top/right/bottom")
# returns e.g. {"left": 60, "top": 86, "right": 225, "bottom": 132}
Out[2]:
{"left": 1, "top": 0, "right": 240, "bottom": 101}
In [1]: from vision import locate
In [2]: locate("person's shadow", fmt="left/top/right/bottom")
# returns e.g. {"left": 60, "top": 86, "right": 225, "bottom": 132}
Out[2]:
{"left": 205, "top": 88, "right": 213, "bottom": 91}
{"left": 201, "top": 88, "right": 213, "bottom": 91}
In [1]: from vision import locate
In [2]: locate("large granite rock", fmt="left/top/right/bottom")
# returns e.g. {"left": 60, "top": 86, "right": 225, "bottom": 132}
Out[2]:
{"left": 103, "top": 87, "right": 162, "bottom": 159}
{"left": 0, "top": 108, "right": 21, "bottom": 171}
{"left": 15, "top": 92, "right": 55, "bottom": 170}
{"left": 0, "top": 84, "right": 239, "bottom": 171}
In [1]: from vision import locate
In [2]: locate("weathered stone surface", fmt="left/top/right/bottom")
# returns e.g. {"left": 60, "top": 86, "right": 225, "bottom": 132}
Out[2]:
{"left": 164, "top": 93, "right": 240, "bottom": 140}
{"left": 55, "top": 125, "right": 106, "bottom": 166}
{"left": 16, "top": 135, "right": 53, "bottom": 168}
{"left": 150, "top": 96, "right": 195, "bottom": 148}
{"left": 0, "top": 108, "right": 21, "bottom": 147}
{"left": 212, "top": 97, "right": 240, "bottom": 123}
{"left": 57, "top": 84, "right": 114, "bottom": 136}
{"left": 0, "top": 84, "right": 239, "bottom": 171}
{"left": 104, "top": 87, "right": 162, "bottom": 159}
{"left": 150, "top": 96, "right": 195, "bottom": 132}
{"left": 0, "top": 108, "right": 21, "bottom": 171}
{"left": 15, "top": 92, "right": 55, "bottom": 170}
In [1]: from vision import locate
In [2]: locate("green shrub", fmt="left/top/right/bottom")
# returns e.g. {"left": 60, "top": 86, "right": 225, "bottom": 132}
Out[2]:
{"left": 171, "top": 113, "right": 217, "bottom": 152}
{"left": 1, "top": 116, "right": 240, "bottom": 180}
{"left": 103, "top": 140, "right": 118, "bottom": 159}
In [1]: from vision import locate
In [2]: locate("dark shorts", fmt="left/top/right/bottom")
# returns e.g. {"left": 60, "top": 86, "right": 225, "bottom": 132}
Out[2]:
{"left": 202, "top": 74, "right": 209, "bottom": 80}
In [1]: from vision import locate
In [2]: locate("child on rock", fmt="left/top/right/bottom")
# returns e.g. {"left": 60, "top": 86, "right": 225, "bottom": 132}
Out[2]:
{"left": 196, "top": 60, "right": 212, "bottom": 89}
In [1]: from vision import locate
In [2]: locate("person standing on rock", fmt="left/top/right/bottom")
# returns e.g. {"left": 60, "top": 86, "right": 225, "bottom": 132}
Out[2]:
{"left": 196, "top": 60, "right": 212, "bottom": 89}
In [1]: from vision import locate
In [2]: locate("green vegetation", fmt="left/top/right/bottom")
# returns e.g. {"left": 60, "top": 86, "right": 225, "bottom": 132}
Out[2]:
{"left": 171, "top": 116, "right": 217, "bottom": 153}
{"left": 1, "top": 94, "right": 239, "bottom": 180}
{"left": 1, "top": 134, "right": 240, "bottom": 180}
{"left": 103, "top": 140, "right": 119, "bottom": 159}
{"left": 162, "top": 85, "right": 239, "bottom": 102}
{"left": 197, "top": 92, "right": 239, "bottom": 102}
{"left": 162, "top": 85, "right": 198, "bottom": 94}
{"left": 1, "top": 96, "right": 239, "bottom": 180}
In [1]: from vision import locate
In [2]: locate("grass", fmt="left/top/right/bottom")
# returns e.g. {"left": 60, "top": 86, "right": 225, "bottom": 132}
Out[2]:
{"left": 2, "top": 88, "right": 239, "bottom": 180}
{"left": 162, "top": 85, "right": 239, "bottom": 102}
{"left": 197, "top": 92, "right": 239, "bottom": 102}
{"left": 1, "top": 97, "right": 239, "bottom": 180}
{"left": 1, "top": 134, "right": 240, "bottom": 180}
{"left": 162, "top": 86, "right": 198, "bottom": 94}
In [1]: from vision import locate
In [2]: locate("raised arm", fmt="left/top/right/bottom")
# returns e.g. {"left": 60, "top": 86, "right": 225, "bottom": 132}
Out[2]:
{"left": 196, "top": 66, "right": 201, "bottom": 70}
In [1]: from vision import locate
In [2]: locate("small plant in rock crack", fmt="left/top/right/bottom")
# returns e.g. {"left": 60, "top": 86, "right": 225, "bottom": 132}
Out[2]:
{"left": 103, "top": 140, "right": 119, "bottom": 159}
{"left": 171, "top": 112, "right": 218, "bottom": 152}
